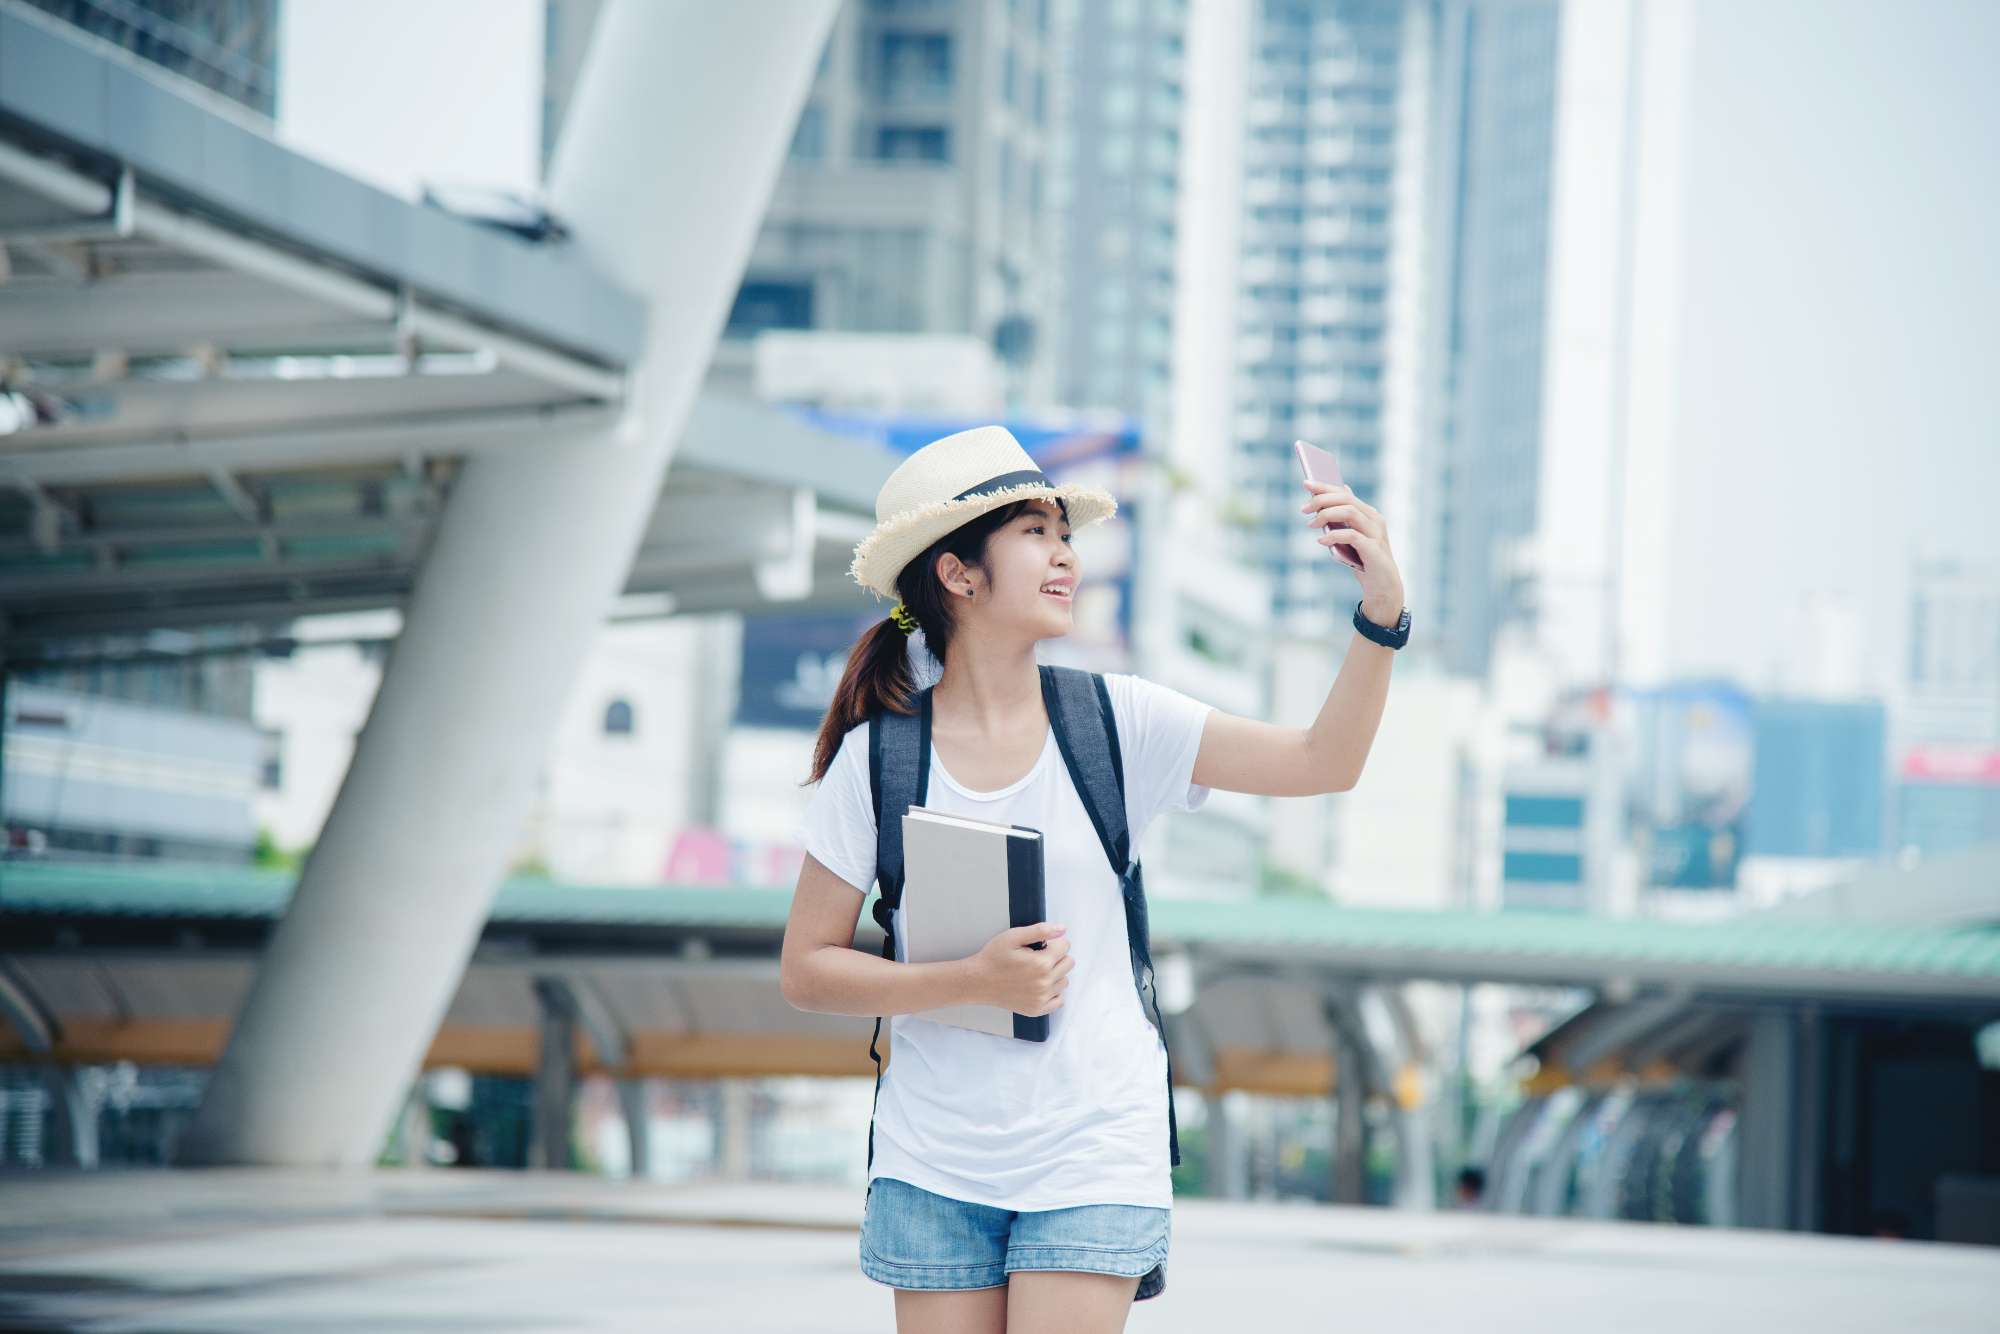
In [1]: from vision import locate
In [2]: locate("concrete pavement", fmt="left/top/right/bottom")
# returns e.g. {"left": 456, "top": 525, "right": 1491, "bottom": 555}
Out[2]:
{"left": 2, "top": 1169, "right": 1995, "bottom": 1331}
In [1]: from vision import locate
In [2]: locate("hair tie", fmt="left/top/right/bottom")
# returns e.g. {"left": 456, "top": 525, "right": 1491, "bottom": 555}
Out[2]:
{"left": 888, "top": 603, "right": 919, "bottom": 635}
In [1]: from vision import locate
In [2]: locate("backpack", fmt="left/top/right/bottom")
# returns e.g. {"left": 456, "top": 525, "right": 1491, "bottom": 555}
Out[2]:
{"left": 864, "top": 663, "right": 1181, "bottom": 1176}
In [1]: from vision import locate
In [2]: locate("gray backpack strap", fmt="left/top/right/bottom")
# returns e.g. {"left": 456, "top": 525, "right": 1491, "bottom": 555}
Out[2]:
{"left": 1039, "top": 665, "right": 1182, "bottom": 1169}
{"left": 863, "top": 687, "right": 931, "bottom": 1174}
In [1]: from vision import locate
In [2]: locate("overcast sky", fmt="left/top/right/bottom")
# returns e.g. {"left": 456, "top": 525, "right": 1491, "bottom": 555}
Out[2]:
{"left": 275, "top": 0, "right": 543, "bottom": 202}
{"left": 1664, "top": 0, "right": 1999, "bottom": 697}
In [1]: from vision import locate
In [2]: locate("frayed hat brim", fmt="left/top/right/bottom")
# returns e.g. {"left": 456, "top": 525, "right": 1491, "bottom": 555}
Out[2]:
{"left": 848, "top": 481, "right": 1116, "bottom": 600}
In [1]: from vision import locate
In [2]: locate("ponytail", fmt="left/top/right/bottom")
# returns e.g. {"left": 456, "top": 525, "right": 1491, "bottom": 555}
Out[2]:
{"left": 805, "top": 617, "right": 913, "bottom": 785}
{"left": 803, "top": 495, "right": 1065, "bottom": 786}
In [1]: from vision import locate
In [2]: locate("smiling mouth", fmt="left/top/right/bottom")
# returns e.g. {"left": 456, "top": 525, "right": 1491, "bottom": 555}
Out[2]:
{"left": 1040, "top": 586, "right": 1073, "bottom": 601}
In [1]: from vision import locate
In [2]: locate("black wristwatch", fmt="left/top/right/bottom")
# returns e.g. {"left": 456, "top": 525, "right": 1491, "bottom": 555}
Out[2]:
{"left": 1353, "top": 598, "right": 1411, "bottom": 649}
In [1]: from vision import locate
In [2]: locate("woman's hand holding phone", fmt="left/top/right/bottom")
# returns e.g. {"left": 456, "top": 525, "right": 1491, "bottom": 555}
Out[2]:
{"left": 1292, "top": 438, "right": 1407, "bottom": 623}
{"left": 1293, "top": 439, "right": 1366, "bottom": 570}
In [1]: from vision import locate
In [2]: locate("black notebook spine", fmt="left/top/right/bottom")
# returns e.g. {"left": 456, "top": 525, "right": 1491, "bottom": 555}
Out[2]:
{"left": 1006, "top": 828, "right": 1050, "bottom": 1042}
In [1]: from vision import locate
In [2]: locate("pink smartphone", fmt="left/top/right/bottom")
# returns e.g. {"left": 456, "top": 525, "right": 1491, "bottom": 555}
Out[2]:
{"left": 1293, "top": 439, "right": 1364, "bottom": 570}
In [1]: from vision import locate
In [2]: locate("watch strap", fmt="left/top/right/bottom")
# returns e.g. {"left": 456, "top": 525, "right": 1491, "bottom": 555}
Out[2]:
{"left": 1353, "top": 598, "right": 1410, "bottom": 649}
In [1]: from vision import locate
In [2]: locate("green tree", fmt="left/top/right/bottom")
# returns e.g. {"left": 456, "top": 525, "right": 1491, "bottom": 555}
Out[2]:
{"left": 1256, "top": 857, "right": 1324, "bottom": 900}
{"left": 251, "top": 826, "right": 305, "bottom": 871}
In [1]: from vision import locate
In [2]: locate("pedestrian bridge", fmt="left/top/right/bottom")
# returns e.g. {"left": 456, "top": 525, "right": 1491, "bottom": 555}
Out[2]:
{"left": 7, "top": 857, "right": 1997, "bottom": 1084}
{"left": 7, "top": 854, "right": 1998, "bottom": 1232}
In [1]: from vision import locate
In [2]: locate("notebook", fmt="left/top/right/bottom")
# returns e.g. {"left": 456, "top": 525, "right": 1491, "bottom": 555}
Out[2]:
{"left": 899, "top": 805, "right": 1051, "bottom": 1042}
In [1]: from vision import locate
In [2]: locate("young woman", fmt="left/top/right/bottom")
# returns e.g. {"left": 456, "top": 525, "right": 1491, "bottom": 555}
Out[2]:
{"left": 780, "top": 425, "right": 1405, "bottom": 1333}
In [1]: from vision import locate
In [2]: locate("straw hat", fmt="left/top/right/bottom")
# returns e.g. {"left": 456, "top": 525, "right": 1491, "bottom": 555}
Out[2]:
{"left": 846, "top": 425, "right": 1117, "bottom": 600}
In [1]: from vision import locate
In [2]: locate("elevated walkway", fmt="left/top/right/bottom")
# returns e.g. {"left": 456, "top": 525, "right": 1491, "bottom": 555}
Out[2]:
{"left": 5, "top": 857, "right": 1996, "bottom": 1088}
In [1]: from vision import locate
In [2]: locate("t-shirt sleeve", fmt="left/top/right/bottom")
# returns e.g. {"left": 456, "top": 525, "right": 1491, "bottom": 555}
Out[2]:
{"left": 799, "top": 720, "right": 878, "bottom": 895}
{"left": 1103, "top": 672, "right": 1216, "bottom": 835}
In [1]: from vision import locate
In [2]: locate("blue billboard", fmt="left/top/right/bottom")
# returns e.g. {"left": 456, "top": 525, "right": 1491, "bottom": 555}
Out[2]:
{"left": 1745, "top": 697, "right": 1886, "bottom": 858}
{"left": 735, "top": 608, "right": 881, "bottom": 731}
{"left": 1617, "top": 681, "right": 1754, "bottom": 891}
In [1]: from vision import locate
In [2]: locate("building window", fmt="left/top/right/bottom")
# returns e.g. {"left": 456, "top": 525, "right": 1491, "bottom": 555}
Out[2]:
{"left": 879, "top": 31, "right": 952, "bottom": 102}
{"left": 789, "top": 104, "right": 826, "bottom": 160}
{"left": 725, "top": 280, "right": 814, "bottom": 337}
{"left": 604, "top": 699, "right": 636, "bottom": 736}
{"left": 875, "top": 126, "right": 951, "bottom": 161}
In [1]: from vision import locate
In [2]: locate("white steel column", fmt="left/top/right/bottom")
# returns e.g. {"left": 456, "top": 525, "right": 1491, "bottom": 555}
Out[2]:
{"left": 180, "top": 0, "right": 838, "bottom": 1166}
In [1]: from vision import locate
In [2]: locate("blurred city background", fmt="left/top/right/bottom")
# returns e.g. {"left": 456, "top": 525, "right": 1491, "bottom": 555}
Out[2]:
{"left": 1, "top": 0, "right": 1998, "bottom": 1324}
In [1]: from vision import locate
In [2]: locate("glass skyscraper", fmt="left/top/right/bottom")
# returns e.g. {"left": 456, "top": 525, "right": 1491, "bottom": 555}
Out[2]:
{"left": 1057, "top": 0, "right": 1187, "bottom": 434}
{"left": 1232, "top": 0, "right": 1405, "bottom": 626}
{"left": 713, "top": 0, "right": 1069, "bottom": 408}
{"left": 1412, "top": 0, "right": 1561, "bottom": 677}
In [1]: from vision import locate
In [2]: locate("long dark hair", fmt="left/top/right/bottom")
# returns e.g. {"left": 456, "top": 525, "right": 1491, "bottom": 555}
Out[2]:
{"left": 804, "top": 495, "right": 1068, "bottom": 785}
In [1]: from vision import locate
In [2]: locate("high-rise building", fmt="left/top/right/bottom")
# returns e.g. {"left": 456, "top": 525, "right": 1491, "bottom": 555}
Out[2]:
{"left": 1057, "top": 0, "right": 1187, "bottom": 433}
{"left": 540, "top": 0, "right": 606, "bottom": 178}
{"left": 1406, "top": 0, "right": 1560, "bottom": 677}
{"left": 1231, "top": 0, "right": 1407, "bottom": 627}
{"left": 1164, "top": 0, "right": 1413, "bottom": 896}
{"left": 1892, "top": 560, "right": 2000, "bottom": 860}
{"left": 705, "top": 0, "right": 1070, "bottom": 409}
{"left": 1902, "top": 560, "right": 2000, "bottom": 747}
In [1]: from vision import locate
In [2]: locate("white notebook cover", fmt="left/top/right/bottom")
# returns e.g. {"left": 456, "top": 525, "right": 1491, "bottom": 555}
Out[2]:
{"left": 899, "top": 806, "right": 1046, "bottom": 1039}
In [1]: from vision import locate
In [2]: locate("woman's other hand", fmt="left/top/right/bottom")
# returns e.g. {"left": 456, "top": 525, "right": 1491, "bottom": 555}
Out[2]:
{"left": 970, "top": 921, "right": 1072, "bottom": 1016}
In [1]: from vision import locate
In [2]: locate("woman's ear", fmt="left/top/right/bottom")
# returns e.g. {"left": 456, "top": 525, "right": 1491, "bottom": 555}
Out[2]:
{"left": 933, "top": 552, "right": 968, "bottom": 596}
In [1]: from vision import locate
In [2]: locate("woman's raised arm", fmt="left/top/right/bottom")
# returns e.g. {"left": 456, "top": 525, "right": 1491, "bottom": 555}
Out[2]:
{"left": 1189, "top": 475, "right": 1405, "bottom": 797}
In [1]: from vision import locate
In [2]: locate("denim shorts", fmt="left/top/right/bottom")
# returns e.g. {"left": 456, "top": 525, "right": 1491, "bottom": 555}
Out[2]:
{"left": 860, "top": 1176, "right": 1169, "bottom": 1302}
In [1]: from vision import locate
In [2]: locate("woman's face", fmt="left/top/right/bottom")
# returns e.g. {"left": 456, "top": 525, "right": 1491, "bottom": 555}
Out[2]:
{"left": 970, "top": 498, "right": 1079, "bottom": 636}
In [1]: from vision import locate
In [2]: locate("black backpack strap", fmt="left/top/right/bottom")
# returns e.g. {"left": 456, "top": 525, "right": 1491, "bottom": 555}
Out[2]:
{"left": 863, "top": 688, "right": 931, "bottom": 1173}
{"left": 1039, "top": 665, "right": 1182, "bottom": 1169}
{"left": 868, "top": 693, "right": 931, "bottom": 944}
{"left": 1039, "top": 665, "right": 1130, "bottom": 873}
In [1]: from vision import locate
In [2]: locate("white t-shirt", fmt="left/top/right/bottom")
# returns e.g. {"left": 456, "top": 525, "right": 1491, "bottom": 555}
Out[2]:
{"left": 800, "top": 671, "right": 1215, "bottom": 1211}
